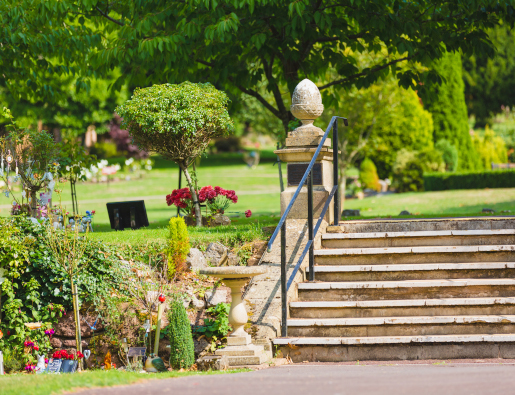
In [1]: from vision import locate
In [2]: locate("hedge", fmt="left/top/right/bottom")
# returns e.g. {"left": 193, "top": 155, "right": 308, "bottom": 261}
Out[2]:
{"left": 424, "top": 169, "right": 515, "bottom": 191}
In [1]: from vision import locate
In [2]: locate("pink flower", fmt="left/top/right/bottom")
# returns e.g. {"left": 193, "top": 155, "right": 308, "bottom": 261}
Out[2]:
{"left": 245, "top": 210, "right": 252, "bottom": 218}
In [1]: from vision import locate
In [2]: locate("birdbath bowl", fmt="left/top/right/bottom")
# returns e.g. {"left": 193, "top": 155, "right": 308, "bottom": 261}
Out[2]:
{"left": 200, "top": 266, "right": 267, "bottom": 344}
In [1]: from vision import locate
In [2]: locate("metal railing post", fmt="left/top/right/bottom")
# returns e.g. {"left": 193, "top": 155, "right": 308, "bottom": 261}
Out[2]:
{"left": 281, "top": 221, "right": 287, "bottom": 337}
{"left": 307, "top": 169, "right": 314, "bottom": 282}
{"left": 333, "top": 119, "right": 339, "bottom": 225}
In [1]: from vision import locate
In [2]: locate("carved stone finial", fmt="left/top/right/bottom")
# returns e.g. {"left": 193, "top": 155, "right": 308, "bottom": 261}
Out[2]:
{"left": 290, "top": 79, "right": 324, "bottom": 136}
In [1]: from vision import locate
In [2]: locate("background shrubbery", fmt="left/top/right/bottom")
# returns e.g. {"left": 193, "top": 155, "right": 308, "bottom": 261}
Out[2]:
{"left": 424, "top": 169, "right": 515, "bottom": 191}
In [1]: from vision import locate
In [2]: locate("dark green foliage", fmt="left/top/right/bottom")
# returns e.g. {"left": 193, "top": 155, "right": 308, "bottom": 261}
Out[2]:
{"left": 193, "top": 303, "right": 231, "bottom": 339}
{"left": 435, "top": 139, "right": 459, "bottom": 171}
{"left": 168, "top": 299, "right": 195, "bottom": 370}
{"left": 422, "top": 52, "right": 481, "bottom": 171}
{"left": 463, "top": 23, "right": 515, "bottom": 126}
{"left": 2, "top": 1, "right": 513, "bottom": 136}
{"left": 424, "top": 169, "right": 515, "bottom": 191}
{"left": 392, "top": 150, "right": 425, "bottom": 192}
{"left": 417, "top": 148, "right": 445, "bottom": 173}
{"left": 359, "top": 158, "right": 380, "bottom": 191}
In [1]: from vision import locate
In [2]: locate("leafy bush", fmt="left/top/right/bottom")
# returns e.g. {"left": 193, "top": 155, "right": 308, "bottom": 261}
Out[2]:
{"left": 166, "top": 217, "right": 190, "bottom": 279}
{"left": 194, "top": 303, "right": 231, "bottom": 338}
{"left": 471, "top": 125, "right": 508, "bottom": 169}
{"left": 0, "top": 217, "right": 128, "bottom": 354}
{"left": 392, "top": 149, "right": 424, "bottom": 192}
{"left": 167, "top": 299, "right": 195, "bottom": 370}
{"left": 424, "top": 169, "right": 515, "bottom": 191}
{"left": 418, "top": 148, "right": 445, "bottom": 173}
{"left": 359, "top": 158, "right": 380, "bottom": 191}
{"left": 90, "top": 141, "right": 119, "bottom": 159}
{"left": 435, "top": 139, "right": 459, "bottom": 171}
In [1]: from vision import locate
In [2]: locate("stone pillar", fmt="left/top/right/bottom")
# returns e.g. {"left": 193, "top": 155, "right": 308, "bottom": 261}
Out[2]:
{"left": 274, "top": 79, "right": 335, "bottom": 224}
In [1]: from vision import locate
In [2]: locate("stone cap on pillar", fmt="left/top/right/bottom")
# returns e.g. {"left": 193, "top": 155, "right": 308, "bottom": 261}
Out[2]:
{"left": 290, "top": 79, "right": 324, "bottom": 137}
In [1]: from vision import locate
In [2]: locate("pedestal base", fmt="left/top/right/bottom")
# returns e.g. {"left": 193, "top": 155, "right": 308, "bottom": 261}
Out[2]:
{"left": 215, "top": 343, "right": 269, "bottom": 366}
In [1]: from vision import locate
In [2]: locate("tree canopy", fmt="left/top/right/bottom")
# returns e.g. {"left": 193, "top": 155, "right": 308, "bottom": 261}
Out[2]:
{"left": 2, "top": 0, "right": 514, "bottom": 134}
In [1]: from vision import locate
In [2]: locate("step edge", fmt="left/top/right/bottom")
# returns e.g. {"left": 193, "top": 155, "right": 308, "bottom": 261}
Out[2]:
{"left": 307, "top": 262, "right": 515, "bottom": 272}
{"left": 322, "top": 229, "right": 515, "bottom": 240}
{"left": 314, "top": 245, "right": 515, "bottom": 256}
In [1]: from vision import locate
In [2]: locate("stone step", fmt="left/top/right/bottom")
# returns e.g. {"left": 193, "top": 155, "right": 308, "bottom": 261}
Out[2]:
{"left": 315, "top": 245, "right": 515, "bottom": 265}
{"left": 273, "top": 334, "right": 515, "bottom": 362}
{"left": 329, "top": 217, "right": 515, "bottom": 234}
{"left": 289, "top": 297, "right": 515, "bottom": 318}
{"left": 286, "top": 315, "right": 515, "bottom": 337}
{"left": 298, "top": 278, "right": 515, "bottom": 301}
{"left": 307, "top": 262, "right": 515, "bottom": 281}
{"left": 322, "top": 229, "right": 515, "bottom": 248}
{"left": 226, "top": 353, "right": 268, "bottom": 366}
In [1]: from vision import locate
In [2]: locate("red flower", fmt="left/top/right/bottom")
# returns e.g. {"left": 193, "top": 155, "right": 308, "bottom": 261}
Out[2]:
{"left": 245, "top": 210, "right": 252, "bottom": 218}
{"left": 33, "top": 345, "right": 39, "bottom": 351}
{"left": 77, "top": 351, "right": 84, "bottom": 359}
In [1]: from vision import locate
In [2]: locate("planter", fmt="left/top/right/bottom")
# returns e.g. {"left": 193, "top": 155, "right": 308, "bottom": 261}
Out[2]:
{"left": 60, "top": 359, "right": 78, "bottom": 373}
{"left": 183, "top": 215, "right": 230, "bottom": 227}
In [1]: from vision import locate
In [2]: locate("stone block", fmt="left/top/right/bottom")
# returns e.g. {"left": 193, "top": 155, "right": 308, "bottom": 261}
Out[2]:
{"left": 196, "top": 355, "right": 229, "bottom": 371}
{"left": 285, "top": 136, "right": 331, "bottom": 147}
{"left": 227, "top": 334, "right": 251, "bottom": 346}
{"left": 205, "top": 243, "right": 228, "bottom": 266}
{"left": 205, "top": 289, "right": 229, "bottom": 307}
{"left": 186, "top": 248, "right": 207, "bottom": 271}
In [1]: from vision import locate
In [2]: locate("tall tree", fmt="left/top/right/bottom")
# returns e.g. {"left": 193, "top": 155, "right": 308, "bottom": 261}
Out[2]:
{"left": 1, "top": 1, "right": 513, "bottom": 136}
{"left": 463, "top": 22, "right": 515, "bottom": 127}
{"left": 422, "top": 52, "right": 482, "bottom": 170}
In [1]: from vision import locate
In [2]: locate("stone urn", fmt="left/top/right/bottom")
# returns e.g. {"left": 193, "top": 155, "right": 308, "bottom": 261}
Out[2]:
{"left": 290, "top": 78, "right": 324, "bottom": 135}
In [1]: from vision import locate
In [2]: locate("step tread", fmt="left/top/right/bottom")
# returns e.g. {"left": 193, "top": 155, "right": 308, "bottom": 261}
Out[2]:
{"left": 273, "top": 333, "right": 515, "bottom": 346}
{"left": 298, "top": 278, "right": 515, "bottom": 290}
{"left": 290, "top": 297, "right": 515, "bottom": 309}
{"left": 287, "top": 315, "right": 515, "bottom": 326}
{"left": 307, "top": 262, "right": 515, "bottom": 272}
{"left": 315, "top": 245, "right": 515, "bottom": 256}
{"left": 323, "top": 229, "right": 515, "bottom": 240}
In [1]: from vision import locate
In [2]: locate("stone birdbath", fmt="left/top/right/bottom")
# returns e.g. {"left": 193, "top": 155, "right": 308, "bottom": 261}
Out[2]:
{"left": 200, "top": 266, "right": 268, "bottom": 365}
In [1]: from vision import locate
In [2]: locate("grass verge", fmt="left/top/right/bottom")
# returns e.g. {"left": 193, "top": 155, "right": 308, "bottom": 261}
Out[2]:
{"left": 0, "top": 369, "right": 248, "bottom": 395}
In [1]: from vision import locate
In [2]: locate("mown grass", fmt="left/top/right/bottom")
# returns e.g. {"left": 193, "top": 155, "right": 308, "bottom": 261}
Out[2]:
{"left": 0, "top": 369, "right": 247, "bottom": 395}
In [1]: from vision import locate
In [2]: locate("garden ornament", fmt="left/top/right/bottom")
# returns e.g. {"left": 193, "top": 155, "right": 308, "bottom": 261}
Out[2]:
{"left": 145, "top": 354, "right": 167, "bottom": 373}
{"left": 35, "top": 354, "right": 46, "bottom": 373}
{"left": 83, "top": 350, "right": 91, "bottom": 360}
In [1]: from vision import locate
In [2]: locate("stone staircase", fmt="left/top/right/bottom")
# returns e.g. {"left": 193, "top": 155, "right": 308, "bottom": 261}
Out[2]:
{"left": 274, "top": 217, "right": 515, "bottom": 361}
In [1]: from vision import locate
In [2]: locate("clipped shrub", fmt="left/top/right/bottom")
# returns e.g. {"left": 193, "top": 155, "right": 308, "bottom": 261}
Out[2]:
{"left": 392, "top": 149, "right": 424, "bottom": 192}
{"left": 471, "top": 125, "right": 508, "bottom": 169}
{"left": 167, "top": 217, "right": 190, "bottom": 279}
{"left": 424, "top": 169, "right": 515, "bottom": 191}
{"left": 359, "top": 158, "right": 381, "bottom": 191}
{"left": 418, "top": 148, "right": 445, "bottom": 173}
{"left": 435, "top": 139, "right": 459, "bottom": 171}
{"left": 168, "top": 299, "right": 195, "bottom": 370}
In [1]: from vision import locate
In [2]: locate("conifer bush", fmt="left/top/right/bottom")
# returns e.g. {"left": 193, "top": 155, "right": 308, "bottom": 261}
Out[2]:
{"left": 168, "top": 299, "right": 195, "bottom": 370}
{"left": 359, "top": 158, "right": 381, "bottom": 192}
{"left": 166, "top": 217, "right": 190, "bottom": 279}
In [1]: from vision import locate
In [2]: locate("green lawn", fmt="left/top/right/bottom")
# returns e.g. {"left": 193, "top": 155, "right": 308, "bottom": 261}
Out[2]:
{"left": 1, "top": 152, "right": 514, "bottom": 246}
{"left": 0, "top": 369, "right": 246, "bottom": 395}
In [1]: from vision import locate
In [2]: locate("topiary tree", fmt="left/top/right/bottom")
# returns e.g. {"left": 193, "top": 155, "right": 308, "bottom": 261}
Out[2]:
{"left": 167, "top": 299, "right": 195, "bottom": 370}
{"left": 116, "top": 82, "right": 234, "bottom": 227}
{"left": 359, "top": 158, "right": 381, "bottom": 192}
{"left": 166, "top": 217, "right": 190, "bottom": 280}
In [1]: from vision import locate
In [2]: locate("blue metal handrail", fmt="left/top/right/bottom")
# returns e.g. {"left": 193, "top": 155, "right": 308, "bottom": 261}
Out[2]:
{"left": 266, "top": 115, "right": 347, "bottom": 337}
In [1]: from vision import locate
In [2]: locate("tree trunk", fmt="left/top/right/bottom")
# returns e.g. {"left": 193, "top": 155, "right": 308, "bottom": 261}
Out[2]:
{"left": 71, "top": 280, "right": 83, "bottom": 371}
{"left": 30, "top": 189, "right": 38, "bottom": 218}
{"left": 180, "top": 164, "right": 202, "bottom": 227}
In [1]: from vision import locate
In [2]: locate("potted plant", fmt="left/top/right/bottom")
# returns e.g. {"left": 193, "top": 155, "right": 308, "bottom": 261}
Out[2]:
{"left": 52, "top": 349, "right": 83, "bottom": 373}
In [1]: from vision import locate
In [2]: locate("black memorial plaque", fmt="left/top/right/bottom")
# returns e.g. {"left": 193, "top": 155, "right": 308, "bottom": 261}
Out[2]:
{"left": 45, "top": 359, "right": 62, "bottom": 374}
{"left": 287, "top": 163, "right": 323, "bottom": 186}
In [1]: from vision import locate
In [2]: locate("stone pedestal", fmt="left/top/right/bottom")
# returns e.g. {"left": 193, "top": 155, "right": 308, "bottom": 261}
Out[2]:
{"left": 275, "top": 78, "right": 339, "bottom": 224}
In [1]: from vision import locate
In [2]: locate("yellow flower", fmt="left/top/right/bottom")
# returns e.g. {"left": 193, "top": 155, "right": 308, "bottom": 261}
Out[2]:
{"left": 0, "top": 329, "right": 3, "bottom": 339}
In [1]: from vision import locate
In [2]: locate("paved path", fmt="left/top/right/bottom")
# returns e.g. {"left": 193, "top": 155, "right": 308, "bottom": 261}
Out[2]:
{"left": 79, "top": 363, "right": 515, "bottom": 395}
